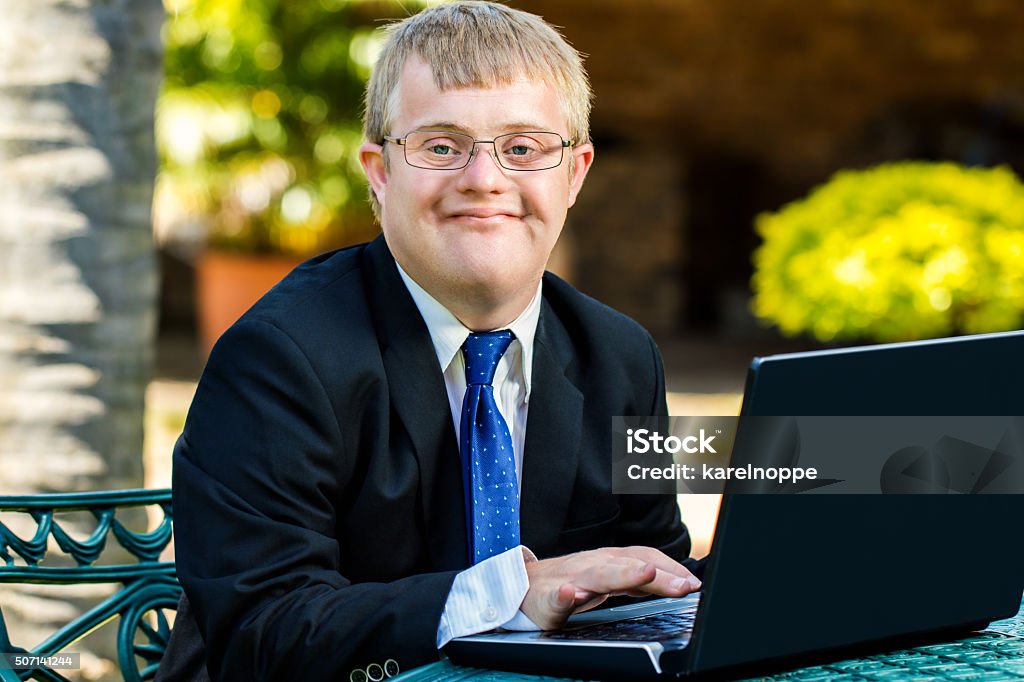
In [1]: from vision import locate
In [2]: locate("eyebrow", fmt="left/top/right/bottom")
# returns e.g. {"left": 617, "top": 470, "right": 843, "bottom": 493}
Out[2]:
{"left": 411, "top": 121, "right": 558, "bottom": 135}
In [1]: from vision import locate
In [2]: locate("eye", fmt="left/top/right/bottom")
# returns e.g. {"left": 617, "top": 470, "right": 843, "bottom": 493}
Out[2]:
{"left": 428, "top": 144, "right": 454, "bottom": 155}
{"left": 499, "top": 135, "right": 551, "bottom": 165}
{"left": 420, "top": 137, "right": 461, "bottom": 154}
{"left": 413, "top": 135, "right": 465, "bottom": 156}
{"left": 502, "top": 137, "right": 543, "bottom": 155}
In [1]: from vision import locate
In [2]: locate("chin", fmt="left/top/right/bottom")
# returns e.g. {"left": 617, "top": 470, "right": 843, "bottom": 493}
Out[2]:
{"left": 453, "top": 266, "right": 521, "bottom": 293}
{"left": 450, "top": 240, "right": 526, "bottom": 272}
{"left": 448, "top": 260, "right": 532, "bottom": 295}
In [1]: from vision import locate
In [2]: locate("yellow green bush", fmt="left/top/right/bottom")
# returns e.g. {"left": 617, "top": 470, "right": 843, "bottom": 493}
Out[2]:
{"left": 751, "top": 162, "right": 1024, "bottom": 342}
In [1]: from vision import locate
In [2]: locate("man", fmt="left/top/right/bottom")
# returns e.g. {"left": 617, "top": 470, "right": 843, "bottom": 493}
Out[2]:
{"left": 167, "top": 3, "right": 703, "bottom": 680}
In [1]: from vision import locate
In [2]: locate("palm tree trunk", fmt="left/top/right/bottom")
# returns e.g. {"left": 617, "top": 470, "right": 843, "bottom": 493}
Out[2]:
{"left": 0, "top": 0, "right": 164, "bottom": 677}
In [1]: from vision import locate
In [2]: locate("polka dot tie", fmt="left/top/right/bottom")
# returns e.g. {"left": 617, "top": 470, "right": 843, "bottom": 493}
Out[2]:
{"left": 460, "top": 330, "right": 520, "bottom": 564}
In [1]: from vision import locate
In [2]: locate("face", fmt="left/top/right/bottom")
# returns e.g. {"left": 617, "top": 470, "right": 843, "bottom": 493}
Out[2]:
{"left": 360, "top": 57, "right": 594, "bottom": 323}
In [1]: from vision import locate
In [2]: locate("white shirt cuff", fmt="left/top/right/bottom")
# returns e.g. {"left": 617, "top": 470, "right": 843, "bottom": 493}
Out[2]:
{"left": 498, "top": 608, "right": 541, "bottom": 632}
{"left": 436, "top": 545, "right": 534, "bottom": 647}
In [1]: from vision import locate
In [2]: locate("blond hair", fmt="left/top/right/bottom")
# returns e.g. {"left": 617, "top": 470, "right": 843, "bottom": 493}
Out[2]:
{"left": 363, "top": 1, "right": 593, "bottom": 214}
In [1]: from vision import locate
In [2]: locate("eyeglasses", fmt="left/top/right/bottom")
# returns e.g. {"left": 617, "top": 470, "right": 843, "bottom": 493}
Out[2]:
{"left": 383, "top": 130, "right": 572, "bottom": 171}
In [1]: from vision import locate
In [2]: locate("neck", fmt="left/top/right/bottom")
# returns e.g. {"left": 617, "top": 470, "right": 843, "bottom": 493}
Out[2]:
{"left": 445, "top": 283, "right": 536, "bottom": 332}
{"left": 391, "top": 256, "right": 542, "bottom": 332}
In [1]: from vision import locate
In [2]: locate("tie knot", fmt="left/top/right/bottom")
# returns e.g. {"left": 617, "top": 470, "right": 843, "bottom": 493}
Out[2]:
{"left": 462, "top": 330, "right": 515, "bottom": 386}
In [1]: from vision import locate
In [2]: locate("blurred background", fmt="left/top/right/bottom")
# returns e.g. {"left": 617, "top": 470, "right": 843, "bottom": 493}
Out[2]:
{"left": 3, "top": 0, "right": 1024, "bottom": 677}
{"left": 151, "top": 0, "right": 1024, "bottom": 555}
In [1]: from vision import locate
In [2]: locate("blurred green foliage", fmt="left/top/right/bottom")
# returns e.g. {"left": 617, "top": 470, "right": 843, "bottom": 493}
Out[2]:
{"left": 752, "top": 162, "right": 1024, "bottom": 342}
{"left": 157, "top": 0, "right": 434, "bottom": 256}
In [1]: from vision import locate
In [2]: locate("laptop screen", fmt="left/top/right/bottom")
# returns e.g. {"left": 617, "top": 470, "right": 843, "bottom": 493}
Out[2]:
{"left": 688, "top": 331, "right": 1024, "bottom": 674}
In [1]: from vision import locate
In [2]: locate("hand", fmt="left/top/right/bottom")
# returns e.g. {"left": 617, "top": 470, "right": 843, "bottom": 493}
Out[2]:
{"left": 519, "top": 546, "right": 701, "bottom": 630}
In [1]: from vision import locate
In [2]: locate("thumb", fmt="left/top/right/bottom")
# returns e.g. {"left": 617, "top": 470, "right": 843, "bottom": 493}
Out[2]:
{"left": 550, "top": 583, "right": 576, "bottom": 614}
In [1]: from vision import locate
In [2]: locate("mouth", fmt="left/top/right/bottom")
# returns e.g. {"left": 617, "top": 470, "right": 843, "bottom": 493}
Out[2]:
{"left": 447, "top": 208, "right": 523, "bottom": 222}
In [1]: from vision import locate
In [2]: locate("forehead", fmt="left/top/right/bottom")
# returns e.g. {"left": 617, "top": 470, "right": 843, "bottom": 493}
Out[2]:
{"left": 390, "top": 57, "right": 568, "bottom": 135}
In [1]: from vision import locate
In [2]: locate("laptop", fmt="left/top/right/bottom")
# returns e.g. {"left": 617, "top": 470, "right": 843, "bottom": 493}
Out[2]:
{"left": 445, "top": 330, "right": 1024, "bottom": 679}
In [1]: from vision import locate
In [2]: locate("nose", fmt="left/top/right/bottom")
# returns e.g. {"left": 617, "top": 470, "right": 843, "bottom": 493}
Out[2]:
{"left": 455, "top": 141, "right": 513, "bottom": 193}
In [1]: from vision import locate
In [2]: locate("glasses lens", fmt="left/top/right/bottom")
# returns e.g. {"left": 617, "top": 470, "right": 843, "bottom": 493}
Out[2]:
{"left": 494, "top": 132, "right": 565, "bottom": 171}
{"left": 403, "top": 131, "right": 474, "bottom": 169}
{"left": 400, "top": 130, "right": 567, "bottom": 171}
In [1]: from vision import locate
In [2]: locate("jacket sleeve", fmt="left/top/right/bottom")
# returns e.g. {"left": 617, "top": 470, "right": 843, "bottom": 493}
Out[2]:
{"left": 173, "top": 318, "right": 458, "bottom": 681}
{"left": 612, "top": 333, "right": 706, "bottom": 578}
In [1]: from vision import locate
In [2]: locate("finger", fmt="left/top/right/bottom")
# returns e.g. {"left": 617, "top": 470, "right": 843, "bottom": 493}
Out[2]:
{"left": 627, "top": 567, "right": 701, "bottom": 597}
{"left": 570, "top": 559, "right": 657, "bottom": 595}
{"left": 615, "top": 546, "right": 699, "bottom": 583}
{"left": 551, "top": 582, "right": 576, "bottom": 613}
{"left": 572, "top": 594, "right": 609, "bottom": 614}
{"left": 573, "top": 588, "right": 598, "bottom": 603}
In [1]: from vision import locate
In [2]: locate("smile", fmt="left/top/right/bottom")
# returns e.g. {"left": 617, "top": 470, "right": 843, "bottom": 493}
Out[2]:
{"left": 449, "top": 208, "right": 522, "bottom": 220}
{"left": 447, "top": 210, "right": 523, "bottom": 225}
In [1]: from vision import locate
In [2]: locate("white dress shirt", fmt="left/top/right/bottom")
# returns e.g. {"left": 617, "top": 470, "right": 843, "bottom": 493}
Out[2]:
{"left": 394, "top": 264, "right": 541, "bottom": 647}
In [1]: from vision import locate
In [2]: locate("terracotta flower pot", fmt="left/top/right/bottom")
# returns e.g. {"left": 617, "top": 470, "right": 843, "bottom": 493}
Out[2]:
{"left": 195, "top": 250, "right": 303, "bottom": 358}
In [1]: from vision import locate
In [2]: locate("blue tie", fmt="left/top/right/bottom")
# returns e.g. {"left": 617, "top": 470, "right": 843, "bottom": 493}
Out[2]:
{"left": 460, "top": 330, "right": 520, "bottom": 564}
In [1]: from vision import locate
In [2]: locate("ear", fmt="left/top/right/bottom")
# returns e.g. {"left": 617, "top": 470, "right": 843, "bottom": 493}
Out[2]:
{"left": 566, "top": 142, "right": 595, "bottom": 208}
{"left": 359, "top": 141, "right": 388, "bottom": 207}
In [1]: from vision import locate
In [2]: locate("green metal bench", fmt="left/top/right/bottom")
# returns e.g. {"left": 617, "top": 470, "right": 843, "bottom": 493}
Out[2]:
{"left": 0, "top": 489, "right": 179, "bottom": 682}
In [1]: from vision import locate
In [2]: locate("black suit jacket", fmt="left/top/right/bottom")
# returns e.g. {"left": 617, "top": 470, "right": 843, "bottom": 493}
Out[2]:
{"left": 170, "top": 236, "right": 693, "bottom": 681}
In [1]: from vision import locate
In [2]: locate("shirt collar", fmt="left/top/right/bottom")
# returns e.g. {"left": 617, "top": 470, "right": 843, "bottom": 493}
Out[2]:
{"left": 395, "top": 261, "right": 541, "bottom": 396}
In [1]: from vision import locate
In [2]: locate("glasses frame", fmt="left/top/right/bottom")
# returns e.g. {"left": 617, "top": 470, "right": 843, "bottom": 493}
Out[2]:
{"left": 382, "top": 130, "right": 574, "bottom": 172}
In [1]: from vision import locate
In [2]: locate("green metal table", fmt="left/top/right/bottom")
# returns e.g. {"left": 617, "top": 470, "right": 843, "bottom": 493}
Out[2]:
{"left": 392, "top": 601, "right": 1024, "bottom": 681}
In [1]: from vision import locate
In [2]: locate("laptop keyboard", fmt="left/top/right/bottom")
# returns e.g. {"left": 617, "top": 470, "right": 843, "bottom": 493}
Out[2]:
{"left": 542, "top": 601, "right": 698, "bottom": 642}
{"left": 401, "top": 602, "right": 1024, "bottom": 681}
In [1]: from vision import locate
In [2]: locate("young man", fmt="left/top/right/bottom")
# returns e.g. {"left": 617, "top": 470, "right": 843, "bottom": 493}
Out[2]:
{"left": 167, "top": 3, "right": 702, "bottom": 680}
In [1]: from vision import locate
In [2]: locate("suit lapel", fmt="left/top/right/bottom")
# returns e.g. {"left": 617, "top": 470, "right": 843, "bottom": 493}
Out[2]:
{"left": 520, "top": 298, "right": 583, "bottom": 557}
{"left": 362, "top": 237, "right": 468, "bottom": 571}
